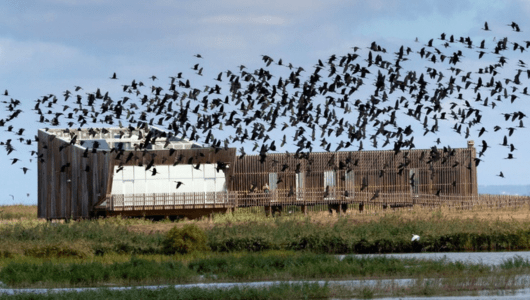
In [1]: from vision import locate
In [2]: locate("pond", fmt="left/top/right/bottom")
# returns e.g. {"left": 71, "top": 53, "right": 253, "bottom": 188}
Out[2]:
{"left": 344, "top": 250, "right": 530, "bottom": 266}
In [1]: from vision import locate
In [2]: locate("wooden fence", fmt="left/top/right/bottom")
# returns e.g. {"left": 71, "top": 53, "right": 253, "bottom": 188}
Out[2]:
{"left": 106, "top": 192, "right": 237, "bottom": 211}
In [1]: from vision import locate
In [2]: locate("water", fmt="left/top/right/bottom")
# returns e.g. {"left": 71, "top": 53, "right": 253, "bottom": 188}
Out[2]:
{"left": 0, "top": 279, "right": 417, "bottom": 295}
{"left": 4, "top": 251, "right": 530, "bottom": 298}
{"left": 3, "top": 278, "right": 530, "bottom": 299}
{"left": 372, "top": 288, "right": 530, "bottom": 300}
{"left": 340, "top": 250, "right": 530, "bottom": 266}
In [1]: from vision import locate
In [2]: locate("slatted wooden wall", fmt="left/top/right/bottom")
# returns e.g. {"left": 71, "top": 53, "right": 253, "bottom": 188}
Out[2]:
{"left": 38, "top": 130, "right": 112, "bottom": 220}
{"left": 230, "top": 142, "right": 478, "bottom": 203}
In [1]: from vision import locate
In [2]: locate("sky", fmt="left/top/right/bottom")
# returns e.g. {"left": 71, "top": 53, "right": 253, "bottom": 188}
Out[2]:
{"left": 1, "top": 0, "right": 530, "bottom": 205}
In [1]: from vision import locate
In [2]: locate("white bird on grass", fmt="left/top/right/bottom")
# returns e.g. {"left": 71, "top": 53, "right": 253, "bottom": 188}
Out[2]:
{"left": 411, "top": 234, "right": 420, "bottom": 242}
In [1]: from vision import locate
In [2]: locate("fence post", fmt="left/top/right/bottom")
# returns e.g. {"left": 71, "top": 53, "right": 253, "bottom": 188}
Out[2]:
{"left": 301, "top": 205, "right": 308, "bottom": 216}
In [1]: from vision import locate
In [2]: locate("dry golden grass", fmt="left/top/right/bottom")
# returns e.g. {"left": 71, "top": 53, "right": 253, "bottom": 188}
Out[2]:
{"left": 126, "top": 203, "right": 530, "bottom": 234}
{"left": 3, "top": 202, "right": 529, "bottom": 234}
{"left": 0, "top": 205, "right": 37, "bottom": 220}
{"left": 127, "top": 222, "right": 179, "bottom": 234}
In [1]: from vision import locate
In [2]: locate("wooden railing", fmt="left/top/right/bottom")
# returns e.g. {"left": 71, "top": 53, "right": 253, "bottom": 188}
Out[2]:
{"left": 106, "top": 192, "right": 237, "bottom": 211}
{"left": 105, "top": 190, "right": 530, "bottom": 212}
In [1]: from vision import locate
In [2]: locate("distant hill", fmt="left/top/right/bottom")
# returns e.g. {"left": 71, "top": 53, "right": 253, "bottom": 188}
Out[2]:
{"left": 478, "top": 185, "right": 530, "bottom": 196}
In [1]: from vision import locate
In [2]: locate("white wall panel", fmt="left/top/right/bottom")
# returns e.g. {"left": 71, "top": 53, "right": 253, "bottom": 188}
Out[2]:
{"left": 170, "top": 165, "right": 192, "bottom": 179}
{"left": 113, "top": 166, "right": 123, "bottom": 180}
{"left": 111, "top": 180, "right": 122, "bottom": 194}
{"left": 154, "top": 180, "right": 169, "bottom": 194}
{"left": 123, "top": 180, "right": 134, "bottom": 194}
{"left": 205, "top": 179, "right": 215, "bottom": 191}
{"left": 192, "top": 165, "right": 203, "bottom": 179}
{"left": 123, "top": 166, "right": 134, "bottom": 180}
{"left": 134, "top": 180, "right": 146, "bottom": 194}
{"left": 204, "top": 164, "right": 216, "bottom": 178}
{"left": 215, "top": 179, "right": 227, "bottom": 192}
{"left": 145, "top": 180, "right": 157, "bottom": 193}
{"left": 192, "top": 180, "right": 204, "bottom": 193}
{"left": 111, "top": 164, "right": 227, "bottom": 195}
{"left": 155, "top": 165, "right": 169, "bottom": 179}
{"left": 134, "top": 166, "right": 146, "bottom": 180}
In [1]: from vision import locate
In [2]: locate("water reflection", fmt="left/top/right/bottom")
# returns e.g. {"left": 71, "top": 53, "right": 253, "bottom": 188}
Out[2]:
{"left": 2, "top": 277, "right": 530, "bottom": 298}
{"left": 343, "top": 251, "right": 530, "bottom": 266}
{"left": 371, "top": 287, "right": 530, "bottom": 300}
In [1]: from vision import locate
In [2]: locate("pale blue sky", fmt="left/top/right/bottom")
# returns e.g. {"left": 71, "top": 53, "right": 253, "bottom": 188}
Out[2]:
{"left": 1, "top": 0, "right": 529, "bottom": 205}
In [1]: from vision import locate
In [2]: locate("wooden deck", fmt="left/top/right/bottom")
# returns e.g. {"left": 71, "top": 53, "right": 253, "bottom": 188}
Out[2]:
{"left": 100, "top": 191, "right": 530, "bottom": 218}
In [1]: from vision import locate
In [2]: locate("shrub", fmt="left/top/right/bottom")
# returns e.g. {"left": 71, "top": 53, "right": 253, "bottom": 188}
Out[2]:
{"left": 23, "top": 242, "right": 90, "bottom": 259}
{"left": 163, "top": 224, "right": 209, "bottom": 254}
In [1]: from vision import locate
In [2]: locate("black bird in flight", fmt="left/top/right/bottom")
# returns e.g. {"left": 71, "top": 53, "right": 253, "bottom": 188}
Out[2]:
{"left": 370, "top": 190, "right": 380, "bottom": 201}
{"left": 5, "top": 19, "right": 530, "bottom": 190}
{"left": 323, "top": 185, "right": 330, "bottom": 198}
{"left": 175, "top": 181, "right": 184, "bottom": 189}
{"left": 288, "top": 185, "right": 294, "bottom": 197}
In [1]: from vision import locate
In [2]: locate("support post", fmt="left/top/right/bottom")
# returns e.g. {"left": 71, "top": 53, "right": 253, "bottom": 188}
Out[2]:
{"left": 272, "top": 205, "right": 282, "bottom": 217}
{"left": 341, "top": 203, "right": 348, "bottom": 213}
{"left": 328, "top": 204, "right": 340, "bottom": 215}
{"left": 301, "top": 205, "right": 308, "bottom": 216}
{"left": 265, "top": 205, "right": 272, "bottom": 217}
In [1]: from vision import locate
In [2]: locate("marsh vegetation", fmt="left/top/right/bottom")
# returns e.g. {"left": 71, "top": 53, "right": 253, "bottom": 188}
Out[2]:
{"left": 2, "top": 204, "right": 530, "bottom": 298}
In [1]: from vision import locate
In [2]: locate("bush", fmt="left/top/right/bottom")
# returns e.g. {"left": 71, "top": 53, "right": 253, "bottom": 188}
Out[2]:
{"left": 23, "top": 242, "right": 90, "bottom": 259}
{"left": 163, "top": 224, "right": 209, "bottom": 254}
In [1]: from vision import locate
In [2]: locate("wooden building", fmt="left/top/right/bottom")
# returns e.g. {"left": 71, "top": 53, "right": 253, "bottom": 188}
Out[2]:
{"left": 38, "top": 127, "right": 478, "bottom": 220}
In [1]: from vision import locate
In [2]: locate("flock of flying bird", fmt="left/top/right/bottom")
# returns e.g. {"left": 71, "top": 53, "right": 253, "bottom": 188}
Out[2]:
{"left": 2, "top": 21, "right": 530, "bottom": 196}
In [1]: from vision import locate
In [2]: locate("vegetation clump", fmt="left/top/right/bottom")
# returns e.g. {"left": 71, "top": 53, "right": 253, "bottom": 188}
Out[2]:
{"left": 163, "top": 224, "right": 209, "bottom": 254}
{"left": 23, "top": 242, "right": 91, "bottom": 259}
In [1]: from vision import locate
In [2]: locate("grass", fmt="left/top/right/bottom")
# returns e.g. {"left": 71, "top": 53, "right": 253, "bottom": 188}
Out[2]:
{"left": 0, "top": 283, "right": 329, "bottom": 300}
{"left": 206, "top": 212, "right": 530, "bottom": 253}
{"left": 2, "top": 205, "right": 530, "bottom": 258}
{"left": 7, "top": 252, "right": 530, "bottom": 288}
{"left": 0, "top": 205, "right": 38, "bottom": 221}
{"left": 1, "top": 252, "right": 526, "bottom": 288}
